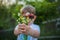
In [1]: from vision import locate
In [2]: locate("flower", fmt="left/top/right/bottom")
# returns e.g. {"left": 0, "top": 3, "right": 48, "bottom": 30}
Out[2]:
{"left": 17, "top": 12, "right": 31, "bottom": 24}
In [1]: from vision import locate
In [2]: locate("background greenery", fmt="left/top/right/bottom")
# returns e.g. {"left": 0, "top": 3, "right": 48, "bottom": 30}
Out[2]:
{"left": 0, "top": 0, "right": 60, "bottom": 40}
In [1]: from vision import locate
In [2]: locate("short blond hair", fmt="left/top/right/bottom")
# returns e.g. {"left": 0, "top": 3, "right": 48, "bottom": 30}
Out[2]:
{"left": 20, "top": 5, "right": 35, "bottom": 14}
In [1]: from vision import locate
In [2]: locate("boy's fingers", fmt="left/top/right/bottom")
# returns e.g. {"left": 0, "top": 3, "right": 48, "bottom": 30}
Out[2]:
{"left": 21, "top": 30, "right": 26, "bottom": 33}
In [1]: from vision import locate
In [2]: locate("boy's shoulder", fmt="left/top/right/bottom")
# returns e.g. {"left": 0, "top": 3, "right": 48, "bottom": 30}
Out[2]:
{"left": 31, "top": 24, "right": 40, "bottom": 32}
{"left": 32, "top": 24, "right": 39, "bottom": 26}
{"left": 31, "top": 24, "right": 40, "bottom": 28}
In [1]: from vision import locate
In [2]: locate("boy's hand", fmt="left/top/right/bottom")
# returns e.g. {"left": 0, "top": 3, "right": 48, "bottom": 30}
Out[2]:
{"left": 18, "top": 23, "right": 30, "bottom": 35}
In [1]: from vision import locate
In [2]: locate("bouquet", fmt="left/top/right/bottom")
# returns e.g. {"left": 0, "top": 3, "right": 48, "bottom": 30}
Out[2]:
{"left": 17, "top": 12, "right": 34, "bottom": 40}
{"left": 17, "top": 12, "right": 30, "bottom": 40}
{"left": 17, "top": 12, "right": 34, "bottom": 24}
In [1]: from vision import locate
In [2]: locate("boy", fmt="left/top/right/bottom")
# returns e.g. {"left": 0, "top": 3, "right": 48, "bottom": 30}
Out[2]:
{"left": 14, "top": 5, "right": 40, "bottom": 40}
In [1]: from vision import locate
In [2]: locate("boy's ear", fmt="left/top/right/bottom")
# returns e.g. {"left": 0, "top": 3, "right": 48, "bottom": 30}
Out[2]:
{"left": 34, "top": 15, "right": 36, "bottom": 21}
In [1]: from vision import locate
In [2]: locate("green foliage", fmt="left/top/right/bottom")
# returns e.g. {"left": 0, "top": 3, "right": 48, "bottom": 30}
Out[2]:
{"left": 9, "top": 4, "right": 23, "bottom": 21}
{"left": 0, "top": 4, "right": 23, "bottom": 29}
{"left": 9, "top": 4, "right": 21, "bottom": 18}
{"left": 26, "top": 1, "right": 59, "bottom": 25}
{"left": 0, "top": 5, "right": 12, "bottom": 29}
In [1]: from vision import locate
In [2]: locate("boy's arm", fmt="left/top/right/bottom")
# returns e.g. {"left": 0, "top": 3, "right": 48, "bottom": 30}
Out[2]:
{"left": 14, "top": 29, "right": 20, "bottom": 36}
{"left": 28, "top": 25, "right": 40, "bottom": 38}
{"left": 14, "top": 25, "right": 22, "bottom": 36}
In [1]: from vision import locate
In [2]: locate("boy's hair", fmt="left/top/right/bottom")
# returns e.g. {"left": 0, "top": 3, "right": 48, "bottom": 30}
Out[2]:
{"left": 20, "top": 5, "right": 35, "bottom": 14}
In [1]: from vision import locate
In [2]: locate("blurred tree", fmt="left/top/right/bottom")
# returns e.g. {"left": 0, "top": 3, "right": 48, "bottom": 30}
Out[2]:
{"left": 0, "top": 0, "right": 2, "bottom": 6}
{"left": 0, "top": 5, "right": 11, "bottom": 29}
{"left": 46, "top": 0, "right": 56, "bottom": 2}
{"left": 26, "top": 1, "right": 58, "bottom": 25}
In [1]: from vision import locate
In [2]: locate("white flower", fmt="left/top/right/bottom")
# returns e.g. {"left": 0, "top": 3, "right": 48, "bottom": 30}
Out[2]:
{"left": 18, "top": 12, "right": 21, "bottom": 16}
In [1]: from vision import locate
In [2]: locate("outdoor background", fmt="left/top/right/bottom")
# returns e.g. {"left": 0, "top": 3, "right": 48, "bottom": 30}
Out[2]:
{"left": 0, "top": 0, "right": 60, "bottom": 40}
